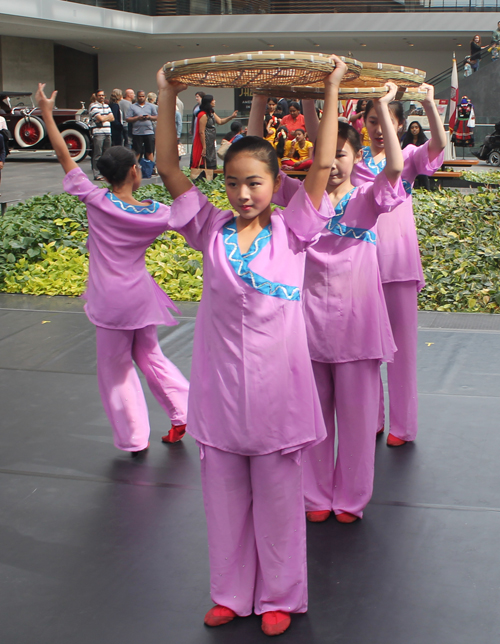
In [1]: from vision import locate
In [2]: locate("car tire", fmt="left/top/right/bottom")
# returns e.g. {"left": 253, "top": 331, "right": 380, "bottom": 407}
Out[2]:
{"left": 14, "top": 116, "right": 46, "bottom": 148}
{"left": 488, "top": 149, "right": 500, "bottom": 166}
{"left": 60, "top": 128, "right": 90, "bottom": 163}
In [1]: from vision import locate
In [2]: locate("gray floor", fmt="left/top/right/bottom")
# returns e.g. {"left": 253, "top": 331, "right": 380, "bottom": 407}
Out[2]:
{"left": 1, "top": 293, "right": 500, "bottom": 644}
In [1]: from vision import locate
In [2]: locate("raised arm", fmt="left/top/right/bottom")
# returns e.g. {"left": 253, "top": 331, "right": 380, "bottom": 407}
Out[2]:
{"left": 420, "top": 83, "right": 447, "bottom": 162}
{"left": 214, "top": 110, "right": 238, "bottom": 126}
{"left": 376, "top": 83, "right": 404, "bottom": 186}
{"left": 155, "top": 70, "right": 192, "bottom": 199}
{"left": 35, "top": 83, "right": 78, "bottom": 175}
{"left": 303, "top": 55, "right": 346, "bottom": 210}
{"left": 247, "top": 94, "right": 268, "bottom": 137}
{"left": 302, "top": 100, "right": 320, "bottom": 144}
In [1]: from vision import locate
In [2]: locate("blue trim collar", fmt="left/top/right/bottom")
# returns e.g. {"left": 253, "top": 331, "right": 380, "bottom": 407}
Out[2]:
{"left": 362, "top": 146, "right": 386, "bottom": 176}
{"left": 106, "top": 193, "right": 160, "bottom": 214}
{"left": 325, "top": 188, "right": 376, "bottom": 245}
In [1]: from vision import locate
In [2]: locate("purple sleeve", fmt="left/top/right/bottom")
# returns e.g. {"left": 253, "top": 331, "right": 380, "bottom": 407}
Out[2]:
{"left": 63, "top": 167, "right": 103, "bottom": 203}
{"left": 404, "top": 140, "right": 444, "bottom": 180}
{"left": 169, "top": 184, "right": 224, "bottom": 251}
{"left": 367, "top": 172, "right": 407, "bottom": 216}
{"left": 281, "top": 182, "right": 333, "bottom": 243}
{"left": 272, "top": 170, "right": 302, "bottom": 208}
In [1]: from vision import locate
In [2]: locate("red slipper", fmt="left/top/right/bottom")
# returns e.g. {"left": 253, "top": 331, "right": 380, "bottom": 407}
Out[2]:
{"left": 335, "top": 512, "right": 358, "bottom": 524}
{"left": 161, "top": 424, "right": 186, "bottom": 444}
{"left": 377, "top": 425, "right": 384, "bottom": 436}
{"left": 306, "top": 510, "right": 331, "bottom": 523}
{"left": 387, "top": 433, "right": 406, "bottom": 447}
{"left": 204, "top": 605, "right": 237, "bottom": 627}
{"left": 261, "top": 611, "right": 291, "bottom": 636}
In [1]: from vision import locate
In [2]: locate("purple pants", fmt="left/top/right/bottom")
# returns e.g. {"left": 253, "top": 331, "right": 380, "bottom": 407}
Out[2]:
{"left": 199, "top": 444, "right": 308, "bottom": 616}
{"left": 95, "top": 325, "right": 189, "bottom": 451}
{"left": 378, "top": 281, "right": 418, "bottom": 441}
{"left": 303, "top": 359, "right": 380, "bottom": 519}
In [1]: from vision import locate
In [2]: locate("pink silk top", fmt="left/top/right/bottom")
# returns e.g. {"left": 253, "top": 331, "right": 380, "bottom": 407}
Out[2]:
{"left": 351, "top": 141, "right": 444, "bottom": 290}
{"left": 168, "top": 183, "right": 330, "bottom": 456}
{"left": 63, "top": 167, "right": 180, "bottom": 329}
{"left": 274, "top": 171, "right": 405, "bottom": 364}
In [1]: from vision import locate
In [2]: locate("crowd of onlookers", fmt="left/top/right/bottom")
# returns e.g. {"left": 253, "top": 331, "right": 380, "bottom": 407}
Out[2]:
{"left": 463, "top": 21, "right": 500, "bottom": 75}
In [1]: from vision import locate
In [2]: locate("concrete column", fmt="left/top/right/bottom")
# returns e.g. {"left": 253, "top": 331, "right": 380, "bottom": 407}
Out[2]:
{"left": 0, "top": 36, "right": 54, "bottom": 95}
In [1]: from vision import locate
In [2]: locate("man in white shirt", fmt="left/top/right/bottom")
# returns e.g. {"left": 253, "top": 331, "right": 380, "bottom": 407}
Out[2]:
{"left": 89, "top": 89, "right": 114, "bottom": 180}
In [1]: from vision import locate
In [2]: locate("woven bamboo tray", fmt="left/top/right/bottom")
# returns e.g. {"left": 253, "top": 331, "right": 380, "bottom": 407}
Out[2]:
{"left": 343, "top": 62, "right": 426, "bottom": 88}
{"left": 162, "top": 51, "right": 362, "bottom": 87}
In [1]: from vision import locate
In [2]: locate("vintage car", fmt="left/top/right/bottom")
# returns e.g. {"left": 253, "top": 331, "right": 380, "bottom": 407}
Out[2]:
{"left": 0, "top": 91, "right": 92, "bottom": 162}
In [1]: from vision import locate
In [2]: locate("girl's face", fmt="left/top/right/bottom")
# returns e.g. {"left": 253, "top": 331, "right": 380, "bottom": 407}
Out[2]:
{"left": 295, "top": 130, "right": 305, "bottom": 142}
{"left": 365, "top": 107, "right": 401, "bottom": 152}
{"left": 474, "top": 35, "right": 480, "bottom": 43}
{"left": 195, "top": 93, "right": 202, "bottom": 104}
{"left": 327, "top": 138, "right": 362, "bottom": 188}
{"left": 289, "top": 106, "right": 300, "bottom": 119}
{"left": 225, "top": 153, "right": 279, "bottom": 220}
{"left": 267, "top": 101, "right": 276, "bottom": 113}
{"left": 211, "top": 99, "right": 216, "bottom": 107}
{"left": 360, "top": 100, "right": 367, "bottom": 111}
{"left": 410, "top": 123, "right": 420, "bottom": 136}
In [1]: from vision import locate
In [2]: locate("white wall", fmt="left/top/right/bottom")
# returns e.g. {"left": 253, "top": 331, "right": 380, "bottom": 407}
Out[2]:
{"left": 0, "top": 36, "right": 54, "bottom": 95}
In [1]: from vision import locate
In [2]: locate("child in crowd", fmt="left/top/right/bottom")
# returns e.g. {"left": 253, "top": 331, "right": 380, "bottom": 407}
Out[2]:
{"left": 248, "top": 83, "right": 405, "bottom": 523}
{"left": 155, "top": 55, "right": 347, "bottom": 636}
{"left": 351, "top": 84, "right": 446, "bottom": 446}
{"left": 35, "top": 83, "right": 189, "bottom": 455}
{"left": 280, "top": 128, "right": 313, "bottom": 170}
{"left": 272, "top": 124, "right": 290, "bottom": 166}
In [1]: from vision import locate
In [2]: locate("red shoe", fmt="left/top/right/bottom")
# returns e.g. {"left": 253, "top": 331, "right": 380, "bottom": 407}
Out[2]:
{"left": 204, "top": 605, "right": 237, "bottom": 627}
{"left": 335, "top": 512, "right": 358, "bottom": 524}
{"left": 306, "top": 510, "right": 331, "bottom": 523}
{"left": 387, "top": 433, "right": 406, "bottom": 447}
{"left": 377, "top": 425, "right": 384, "bottom": 436}
{"left": 261, "top": 611, "right": 291, "bottom": 636}
{"left": 161, "top": 424, "right": 186, "bottom": 444}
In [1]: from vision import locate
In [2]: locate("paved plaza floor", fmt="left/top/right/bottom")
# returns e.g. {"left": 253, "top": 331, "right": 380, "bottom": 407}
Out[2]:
{"left": 1, "top": 292, "right": 500, "bottom": 644}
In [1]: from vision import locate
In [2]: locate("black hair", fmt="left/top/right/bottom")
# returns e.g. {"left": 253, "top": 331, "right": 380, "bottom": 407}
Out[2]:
{"left": 195, "top": 91, "right": 205, "bottom": 98}
{"left": 364, "top": 99, "right": 406, "bottom": 133}
{"left": 274, "top": 125, "right": 289, "bottom": 158}
{"left": 267, "top": 97, "right": 278, "bottom": 104}
{"left": 294, "top": 128, "right": 306, "bottom": 135}
{"left": 401, "top": 121, "right": 428, "bottom": 148}
{"left": 230, "top": 120, "right": 243, "bottom": 133}
{"left": 96, "top": 146, "right": 138, "bottom": 186}
{"left": 289, "top": 101, "right": 301, "bottom": 111}
{"left": 355, "top": 98, "right": 367, "bottom": 114}
{"left": 223, "top": 135, "right": 279, "bottom": 179}
{"left": 199, "top": 94, "right": 214, "bottom": 116}
{"left": 337, "top": 121, "right": 362, "bottom": 154}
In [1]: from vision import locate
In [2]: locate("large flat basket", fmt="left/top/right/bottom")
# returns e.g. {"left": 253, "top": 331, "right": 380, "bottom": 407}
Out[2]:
{"left": 163, "top": 51, "right": 362, "bottom": 88}
{"left": 254, "top": 86, "right": 429, "bottom": 101}
{"left": 342, "top": 62, "right": 426, "bottom": 88}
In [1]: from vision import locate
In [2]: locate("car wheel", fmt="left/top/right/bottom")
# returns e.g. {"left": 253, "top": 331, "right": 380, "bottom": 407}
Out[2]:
{"left": 488, "top": 150, "right": 500, "bottom": 166}
{"left": 61, "top": 129, "right": 90, "bottom": 163}
{"left": 14, "top": 116, "right": 46, "bottom": 147}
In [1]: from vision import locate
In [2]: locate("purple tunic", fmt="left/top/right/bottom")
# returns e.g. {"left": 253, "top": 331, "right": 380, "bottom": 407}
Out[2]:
{"left": 274, "top": 171, "right": 404, "bottom": 364}
{"left": 63, "top": 167, "right": 180, "bottom": 330}
{"left": 351, "top": 141, "right": 444, "bottom": 290}
{"left": 169, "top": 183, "right": 330, "bottom": 456}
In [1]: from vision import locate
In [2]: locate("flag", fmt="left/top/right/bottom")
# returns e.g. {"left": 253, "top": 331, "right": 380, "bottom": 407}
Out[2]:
{"left": 449, "top": 54, "right": 458, "bottom": 133}
{"left": 343, "top": 99, "right": 357, "bottom": 119}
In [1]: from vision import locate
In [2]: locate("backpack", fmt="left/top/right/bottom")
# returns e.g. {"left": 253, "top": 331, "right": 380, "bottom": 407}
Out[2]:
{"left": 139, "top": 158, "right": 155, "bottom": 178}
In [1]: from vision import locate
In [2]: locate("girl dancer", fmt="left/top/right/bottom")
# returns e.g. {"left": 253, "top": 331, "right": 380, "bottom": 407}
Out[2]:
{"left": 352, "top": 84, "right": 446, "bottom": 446}
{"left": 249, "top": 83, "right": 405, "bottom": 523}
{"left": 155, "top": 56, "right": 346, "bottom": 636}
{"left": 36, "top": 84, "right": 189, "bottom": 455}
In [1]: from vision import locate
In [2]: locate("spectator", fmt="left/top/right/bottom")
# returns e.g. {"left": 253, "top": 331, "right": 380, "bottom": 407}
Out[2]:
{"left": 190, "top": 91, "right": 205, "bottom": 139}
{"left": 223, "top": 120, "right": 244, "bottom": 143}
{"left": 147, "top": 92, "right": 158, "bottom": 132}
{"left": 276, "top": 96, "right": 289, "bottom": 118}
{"left": 175, "top": 102, "right": 183, "bottom": 160}
{"left": 280, "top": 102, "right": 306, "bottom": 135}
{"left": 126, "top": 90, "right": 157, "bottom": 162}
{"left": 89, "top": 89, "right": 114, "bottom": 181}
{"left": 109, "top": 88, "right": 123, "bottom": 146}
{"left": 489, "top": 21, "right": 500, "bottom": 60}
{"left": 470, "top": 35, "right": 487, "bottom": 72}
{"left": 176, "top": 96, "right": 184, "bottom": 118}
{"left": 190, "top": 94, "right": 237, "bottom": 174}
{"left": 280, "top": 128, "right": 313, "bottom": 170}
{"left": 401, "top": 120, "right": 430, "bottom": 189}
{"left": 464, "top": 56, "right": 473, "bottom": 76}
{"left": 119, "top": 88, "right": 135, "bottom": 148}
{"left": 263, "top": 97, "right": 281, "bottom": 138}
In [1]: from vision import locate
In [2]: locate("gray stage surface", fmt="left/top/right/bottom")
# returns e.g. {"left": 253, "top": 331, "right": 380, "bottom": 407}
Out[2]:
{"left": 1, "top": 295, "right": 500, "bottom": 644}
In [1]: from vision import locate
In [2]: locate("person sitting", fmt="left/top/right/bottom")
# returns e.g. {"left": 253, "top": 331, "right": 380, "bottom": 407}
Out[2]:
{"left": 223, "top": 120, "right": 245, "bottom": 143}
{"left": 281, "top": 129, "right": 313, "bottom": 171}
{"left": 280, "top": 102, "right": 306, "bottom": 134}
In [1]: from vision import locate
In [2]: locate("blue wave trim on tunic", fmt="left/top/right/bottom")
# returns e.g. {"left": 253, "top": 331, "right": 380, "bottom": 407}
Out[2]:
{"left": 106, "top": 193, "right": 160, "bottom": 214}
{"left": 222, "top": 219, "right": 301, "bottom": 301}
{"left": 402, "top": 179, "right": 412, "bottom": 195}
{"left": 362, "top": 146, "right": 386, "bottom": 176}
{"left": 325, "top": 188, "right": 377, "bottom": 245}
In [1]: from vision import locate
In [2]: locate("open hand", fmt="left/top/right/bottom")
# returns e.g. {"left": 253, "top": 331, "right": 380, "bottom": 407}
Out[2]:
{"left": 35, "top": 83, "right": 57, "bottom": 113}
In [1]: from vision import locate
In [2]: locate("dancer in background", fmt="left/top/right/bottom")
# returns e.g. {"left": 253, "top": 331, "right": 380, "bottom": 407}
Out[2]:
{"left": 155, "top": 56, "right": 346, "bottom": 636}
{"left": 35, "top": 83, "right": 189, "bottom": 455}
